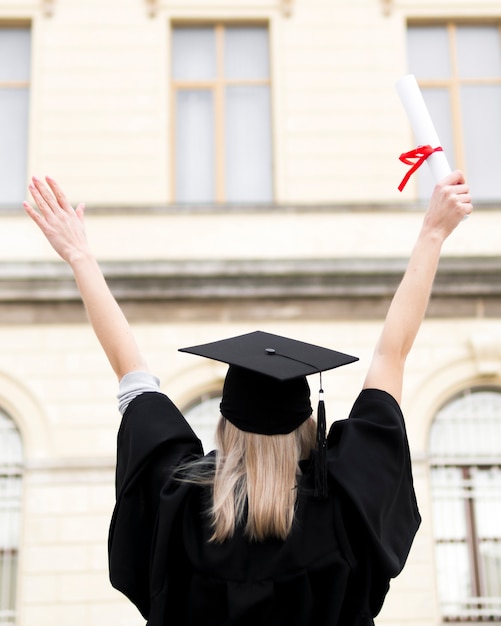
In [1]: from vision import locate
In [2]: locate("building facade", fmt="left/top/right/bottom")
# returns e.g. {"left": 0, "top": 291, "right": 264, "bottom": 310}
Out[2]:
{"left": 1, "top": 0, "right": 501, "bottom": 624}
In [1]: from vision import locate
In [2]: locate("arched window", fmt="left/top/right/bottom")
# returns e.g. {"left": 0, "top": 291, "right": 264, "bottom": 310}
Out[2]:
{"left": 0, "top": 409, "right": 23, "bottom": 625}
{"left": 183, "top": 392, "right": 222, "bottom": 454}
{"left": 429, "top": 388, "right": 501, "bottom": 622}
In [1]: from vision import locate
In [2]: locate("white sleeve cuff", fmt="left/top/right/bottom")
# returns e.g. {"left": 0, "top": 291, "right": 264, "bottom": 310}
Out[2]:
{"left": 117, "top": 371, "right": 161, "bottom": 415}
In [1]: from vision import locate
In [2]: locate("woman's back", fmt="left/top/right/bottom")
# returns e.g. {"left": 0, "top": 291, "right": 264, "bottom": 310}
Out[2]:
{"left": 174, "top": 476, "right": 354, "bottom": 626}
{"left": 109, "top": 387, "right": 420, "bottom": 626}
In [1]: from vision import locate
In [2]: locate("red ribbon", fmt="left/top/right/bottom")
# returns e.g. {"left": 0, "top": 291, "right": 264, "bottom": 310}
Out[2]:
{"left": 398, "top": 144, "right": 444, "bottom": 192}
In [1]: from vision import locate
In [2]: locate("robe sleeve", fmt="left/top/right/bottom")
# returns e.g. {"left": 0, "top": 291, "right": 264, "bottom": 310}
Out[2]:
{"left": 327, "top": 388, "right": 421, "bottom": 614}
{"left": 108, "top": 391, "right": 203, "bottom": 619}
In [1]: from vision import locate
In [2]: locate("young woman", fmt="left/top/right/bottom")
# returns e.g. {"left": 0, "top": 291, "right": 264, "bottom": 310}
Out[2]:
{"left": 23, "top": 172, "right": 472, "bottom": 625}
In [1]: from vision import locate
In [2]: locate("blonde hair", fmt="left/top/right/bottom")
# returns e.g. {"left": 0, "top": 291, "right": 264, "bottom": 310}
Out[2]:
{"left": 206, "top": 416, "right": 316, "bottom": 543}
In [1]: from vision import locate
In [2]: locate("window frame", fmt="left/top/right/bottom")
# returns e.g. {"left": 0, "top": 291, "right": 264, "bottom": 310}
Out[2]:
{"left": 0, "top": 22, "right": 31, "bottom": 210}
{"left": 407, "top": 20, "right": 501, "bottom": 198}
{"left": 170, "top": 20, "right": 273, "bottom": 204}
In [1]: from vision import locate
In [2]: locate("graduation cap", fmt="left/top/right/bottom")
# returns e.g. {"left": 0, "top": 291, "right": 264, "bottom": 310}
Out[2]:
{"left": 179, "top": 330, "right": 358, "bottom": 498}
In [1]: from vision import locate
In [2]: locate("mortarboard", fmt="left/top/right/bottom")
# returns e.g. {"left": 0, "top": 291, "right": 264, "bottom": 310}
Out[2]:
{"left": 179, "top": 330, "right": 359, "bottom": 498}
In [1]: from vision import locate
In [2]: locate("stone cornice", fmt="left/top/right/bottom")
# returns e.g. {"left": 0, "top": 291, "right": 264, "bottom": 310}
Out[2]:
{"left": 2, "top": 200, "right": 501, "bottom": 215}
{"left": 0, "top": 257, "right": 500, "bottom": 302}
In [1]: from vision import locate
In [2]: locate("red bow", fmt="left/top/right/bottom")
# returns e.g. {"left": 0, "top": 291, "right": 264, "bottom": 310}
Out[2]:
{"left": 398, "top": 145, "right": 444, "bottom": 192}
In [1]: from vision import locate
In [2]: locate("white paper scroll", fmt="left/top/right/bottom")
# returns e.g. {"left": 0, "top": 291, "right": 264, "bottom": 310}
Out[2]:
{"left": 396, "top": 74, "right": 451, "bottom": 183}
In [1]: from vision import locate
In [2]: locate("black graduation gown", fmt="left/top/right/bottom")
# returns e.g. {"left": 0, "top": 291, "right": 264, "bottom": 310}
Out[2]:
{"left": 108, "top": 388, "right": 421, "bottom": 626}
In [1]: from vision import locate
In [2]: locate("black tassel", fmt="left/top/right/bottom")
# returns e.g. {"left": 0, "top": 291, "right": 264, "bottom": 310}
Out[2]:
{"left": 314, "top": 388, "right": 328, "bottom": 499}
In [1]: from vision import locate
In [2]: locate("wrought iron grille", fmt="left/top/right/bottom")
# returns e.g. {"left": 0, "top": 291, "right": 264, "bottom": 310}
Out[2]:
{"left": 430, "top": 388, "right": 501, "bottom": 622}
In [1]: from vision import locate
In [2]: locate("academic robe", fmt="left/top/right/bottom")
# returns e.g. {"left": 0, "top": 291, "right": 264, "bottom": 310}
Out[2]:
{"left": 108, "top": 388, "right": 421, "bottom": 625}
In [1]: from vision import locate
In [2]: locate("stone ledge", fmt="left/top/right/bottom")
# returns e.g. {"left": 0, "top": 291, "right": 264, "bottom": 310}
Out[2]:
{"left": 0, "top": 257, "right": 499, "bottom": 301}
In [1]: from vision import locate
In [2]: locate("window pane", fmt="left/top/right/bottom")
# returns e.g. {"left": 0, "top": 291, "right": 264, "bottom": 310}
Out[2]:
{"left": 480, "top": 542, "right": 501, "bottom": 597}
{"left": 0, "top": 88, "right": 29, "bottom": 206}
{"left": 184, "top": 395, "right": 221, "bottom": 453}
{"left": 0, "top": 477, "right": 22, "bottom": 548}
{"left": 0, "top": 551, "right": 17, "bottom": 624}
{"left": 415, "top": 88, "right": 455, "bottom": 199}
{"left": 430, "top": 390, "right": 501, "bottom": 458}
{"left": 175, "top": 90, "right": 215, "bottom": 203}
{"left": 408, "top": 26, "right": 451, "bottom": 79}
{"left": 457, "top": 26, "right": 501, "bottom": 78}
{"left": 462, "top": 84, "right": 501, "bottom": 201}
{"left": 172, "top": 27, "right": 216, "bottom": 81}
{"left": 0, "top": 414, "right": 22, "bottom": 467}
{"left": 225, "top": 85, "right": 272, "bottom": 203}
{"left": 224, "top": 26, "right": 269, "bottom": 80}
{"left": 472, "top": 467, "right": 501, "bottom": 537}
{"left": 0, "top": 28, "right": 30, "bottom": 81}
{"left": 0, "top": 411, "right": 21, "bottom": 626}
{"left": 435, "top": 543, "right": 472, "bottom": 609}
{"left": 431, "top": 468, "right": 467, "bottom": 540}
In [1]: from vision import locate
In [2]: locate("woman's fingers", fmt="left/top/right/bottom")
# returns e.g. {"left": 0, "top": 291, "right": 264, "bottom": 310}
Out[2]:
{"left": 29, "top": 176, "right": 71, "bottom": 217}
{"left": 74, "top": 202, "right": 86, "bottom": 222}
{"left": 28, "top": 177, "right": 55, "bottom": 215}
{"left": 22, "top": 199, "right": 44, "bottom": 226}
{"left": 45, "top": 176, "right": 73, "bottom": 212}
{"left": 27, "top": 180, "right": 53, "bottom": 220}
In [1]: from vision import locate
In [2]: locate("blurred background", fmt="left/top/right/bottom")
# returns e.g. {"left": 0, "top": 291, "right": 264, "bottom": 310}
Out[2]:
{"left": 1, "top": 0, "right": 501, "bottom": 624}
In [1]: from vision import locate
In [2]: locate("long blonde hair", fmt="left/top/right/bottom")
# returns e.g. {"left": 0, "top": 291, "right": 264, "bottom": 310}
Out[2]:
{"left": 205, "top": 415, "right": 316, "bottom": 543}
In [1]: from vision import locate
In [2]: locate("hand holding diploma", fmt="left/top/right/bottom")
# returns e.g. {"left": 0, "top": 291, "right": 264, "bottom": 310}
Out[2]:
{"left": 425, "top": 170, "right": 473, "bottom": 233}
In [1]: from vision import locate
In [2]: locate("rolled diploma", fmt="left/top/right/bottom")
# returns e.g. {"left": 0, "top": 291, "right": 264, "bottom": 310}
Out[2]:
{"left": 396, "top": 74, "right": 451, "bottom": 182}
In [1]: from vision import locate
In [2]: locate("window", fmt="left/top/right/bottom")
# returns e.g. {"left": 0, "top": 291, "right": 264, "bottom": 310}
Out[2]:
{"left": 183, "top": 392, "right": 222, "bottom": 453}
{"left": 429, "top": 388, "right": 501, "bottom": 622}
{"left": 0, "top": 26, "right": 31, "bottom": 209}
{"left": 407, "top": 23, "right": 501, "bottom": 201}
{"left": 171, "top": 24, "right": 273, "bottom": 204}
{"left": 0, "top": 410, "right": 23, "bottom": 626}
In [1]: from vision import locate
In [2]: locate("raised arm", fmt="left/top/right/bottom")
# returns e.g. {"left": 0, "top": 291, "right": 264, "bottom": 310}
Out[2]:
{"left": 23, "top": 176, "right": 148, "bottom": 380}
{"left": 363, "top": 170, "right": 473, "bottom": 403}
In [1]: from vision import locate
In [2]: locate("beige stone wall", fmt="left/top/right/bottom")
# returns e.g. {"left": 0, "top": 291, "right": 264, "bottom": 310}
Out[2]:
{"left": 4, "top": 207, "right": 501, "bottom": 263}
{"left": 0, "top": 0, "right": 500, "bottom": 625}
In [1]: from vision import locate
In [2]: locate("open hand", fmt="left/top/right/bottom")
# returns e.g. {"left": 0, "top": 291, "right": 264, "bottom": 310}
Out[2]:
{"left": 23, "top": 176, "right": 89, "bottom": 265}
